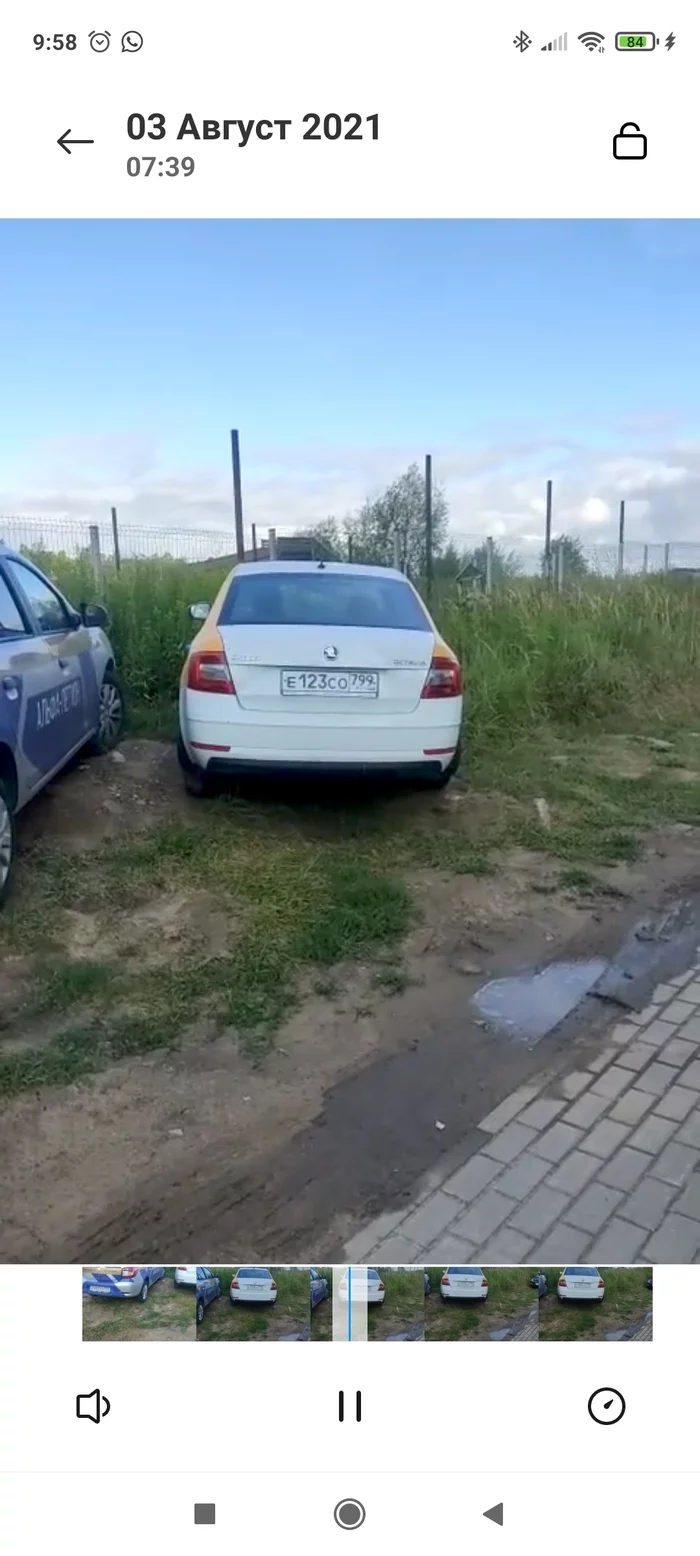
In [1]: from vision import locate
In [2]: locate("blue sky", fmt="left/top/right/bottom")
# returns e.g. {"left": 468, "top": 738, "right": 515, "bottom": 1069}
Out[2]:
{"left": 1, "top": 218, "right": 699, "bottom": 553}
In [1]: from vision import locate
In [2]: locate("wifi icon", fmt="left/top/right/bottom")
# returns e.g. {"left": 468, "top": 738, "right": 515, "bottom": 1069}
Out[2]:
{"left": 579, "top": 31, "right": 605, "bottom": 51}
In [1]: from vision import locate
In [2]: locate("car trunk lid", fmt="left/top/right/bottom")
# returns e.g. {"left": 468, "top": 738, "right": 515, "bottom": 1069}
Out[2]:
{"left": 218, "top": 624, "right": 434, "bottom": 715}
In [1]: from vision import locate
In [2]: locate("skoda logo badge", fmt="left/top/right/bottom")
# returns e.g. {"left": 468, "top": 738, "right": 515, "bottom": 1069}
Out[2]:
{"left": 324, "top": 645, "right": 339, "bottom": 660}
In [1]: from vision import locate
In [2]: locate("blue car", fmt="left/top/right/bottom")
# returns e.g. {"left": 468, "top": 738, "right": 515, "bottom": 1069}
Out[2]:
{"left": 196, "top": 1266, "right": 221, "bottom": 1324}
{"left": 0, "top": 542, "right": 124, "bottom": 904}
{"left": 82, "top": 1266, "right": 165, "bottom": 1302}
{"left": 310, "top": 1268, "right": 329, "bottom": 1310}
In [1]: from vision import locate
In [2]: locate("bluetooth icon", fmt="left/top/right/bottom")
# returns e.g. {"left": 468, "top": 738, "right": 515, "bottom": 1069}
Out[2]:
{"left": 513, "top": 30, "right": 531, "bottom": 52}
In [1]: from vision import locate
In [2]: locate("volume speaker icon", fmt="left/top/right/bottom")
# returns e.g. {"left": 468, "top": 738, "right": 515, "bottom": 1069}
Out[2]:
{"left": 542, "top": 32, "right": 567, "bottom": 50}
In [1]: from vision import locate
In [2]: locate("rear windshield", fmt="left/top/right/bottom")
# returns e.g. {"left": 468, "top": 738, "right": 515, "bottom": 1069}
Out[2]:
{"left": 219, "top": 571, "right": 430, "bottom": 631}
{"left": 447, "top": 1267, "right": 482, "bottom": 1275}
{"left": 237, "top": 1268, "right": 271, "bottom": 1278}
{"left": 564, "top": 1267, "right": 598, "bottom": 1277}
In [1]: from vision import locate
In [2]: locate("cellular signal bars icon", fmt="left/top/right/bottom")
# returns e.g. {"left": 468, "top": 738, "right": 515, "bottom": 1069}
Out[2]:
{"left": 542, "top": 32, "right": 568, "bottom": 50}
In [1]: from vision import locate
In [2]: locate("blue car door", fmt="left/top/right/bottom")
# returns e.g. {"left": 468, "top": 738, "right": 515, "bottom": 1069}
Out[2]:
{"left": 2, "top": 557, "right": 99, "bottom": 778}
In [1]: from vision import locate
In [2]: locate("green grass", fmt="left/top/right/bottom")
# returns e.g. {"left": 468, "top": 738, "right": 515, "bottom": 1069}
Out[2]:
{"left": 538, "top": 1266, "right": 652, "bottom": 1340}
{"left": 82, "top": 1267, "right": 195, "bottom": 1340}
{"left": 367, "top": 1268, "right": 424, "bottom": 1338}
{"left": 198, "top": 1266, "right": 311, "bottom": 1341}
{"left": 425, "top": 1266, "right": 536, "bottom": 1339}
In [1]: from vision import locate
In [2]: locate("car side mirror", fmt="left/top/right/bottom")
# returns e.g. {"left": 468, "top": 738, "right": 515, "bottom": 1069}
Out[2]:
{"left": 189, "top": 601, "right": 210, "bottom": 621}
{"left": 81, "top": 602, "right": 109, "bottom": 630}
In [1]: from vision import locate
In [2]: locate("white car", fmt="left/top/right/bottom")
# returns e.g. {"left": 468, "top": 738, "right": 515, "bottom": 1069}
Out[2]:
{"left": 174, "top": 1265, "right": 199, "bottom": 1288}
{"left": 557, "top": 1267, "right": 605, "bottom": 1301}
{"left": 177, "top": 562, "right": 463, "bottom": 794}
{"left": 440, "top": 1267, "right": 489, "bottom": 1301}
{"left": 337, "top": 1268, "right": 386, "bottom": 1304}
{"left": 230, "top": 1267, "right": 278, "bottom": 1304}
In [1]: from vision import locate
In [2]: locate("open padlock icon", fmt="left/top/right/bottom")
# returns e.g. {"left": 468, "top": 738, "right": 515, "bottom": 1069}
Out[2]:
{"left": 613, "top": 122, "right": 647, "bottom": 159}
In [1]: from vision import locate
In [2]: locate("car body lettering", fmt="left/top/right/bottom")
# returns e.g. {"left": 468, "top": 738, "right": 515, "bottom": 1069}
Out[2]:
{"left": 36, "top": 679, "right": 82, "bottom": 729}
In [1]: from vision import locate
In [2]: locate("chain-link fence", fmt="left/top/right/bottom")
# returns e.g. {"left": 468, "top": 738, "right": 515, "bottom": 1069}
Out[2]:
{"left": 2, "top": 512, "right": 699, "bottom": 586}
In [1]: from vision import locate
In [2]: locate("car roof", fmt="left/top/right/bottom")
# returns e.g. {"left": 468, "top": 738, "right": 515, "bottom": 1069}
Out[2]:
{"left": 0, "top": 541, "right": 37, "bottom": 564}
{"left": 231, "top": 560, "right": 408, "bottom": 582}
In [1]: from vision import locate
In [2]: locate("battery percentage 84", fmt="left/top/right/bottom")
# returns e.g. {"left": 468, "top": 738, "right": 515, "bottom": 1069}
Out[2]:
{"left": 615, "top": 33, "right": 656, "bottom": 49}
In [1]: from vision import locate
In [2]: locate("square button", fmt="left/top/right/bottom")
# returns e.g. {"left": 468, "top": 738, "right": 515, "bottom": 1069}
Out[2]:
{"left": 194, "top": 1504, "right": 216, "bottom": 1525}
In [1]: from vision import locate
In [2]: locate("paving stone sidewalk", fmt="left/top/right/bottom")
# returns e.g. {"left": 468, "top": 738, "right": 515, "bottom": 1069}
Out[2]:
{"left": 345, "top": 960, "right": 700, "bottom": 1265}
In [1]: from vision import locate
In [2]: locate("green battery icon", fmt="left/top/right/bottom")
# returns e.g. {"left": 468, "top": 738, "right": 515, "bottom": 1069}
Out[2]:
{"left": 615, "top": 32, "right": 656, "bottom": 49}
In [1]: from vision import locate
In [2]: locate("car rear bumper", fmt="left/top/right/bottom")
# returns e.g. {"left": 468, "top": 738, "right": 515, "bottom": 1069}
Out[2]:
{"left": 200, "top": 753, "right": 452, "bottom": 780}
{"left": 179, "top": 697, "right": 462, "bottom": 775}
{"left": 441, "top": 1289, "right": 488, "bottom": 1300}
{"left": 559, "top": 1290, "right": 604, "bottom": 1301}
{"left": 230, "top": 1291, "right": 277, "bottom": 1303}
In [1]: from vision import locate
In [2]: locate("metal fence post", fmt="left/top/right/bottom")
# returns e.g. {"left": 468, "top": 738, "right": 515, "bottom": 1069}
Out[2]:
{"left": 251, "top": 522, "right": 258, "bottom": 561}
{"left": 89, "top": 526, "right": 102, "bottom": 589}
{"left": 664, "top": 542, "right": 670, "bottom": 572}
{"left": 111, "top": 507, "right": 121, "bottom": 572}
{"left": 556, "top": 540, "right": 564, "bottom": 590}
{"left": 268, "top": 527, "right": 277, "bottom": 560}
{"left": 642, "top": 544, "right": 648, "bottom": 574}
{"left": 347, "top": 534, "right": 354, "bottom": 563}
{"left": 485, "top": 535, "right": 494, "bottom": 595}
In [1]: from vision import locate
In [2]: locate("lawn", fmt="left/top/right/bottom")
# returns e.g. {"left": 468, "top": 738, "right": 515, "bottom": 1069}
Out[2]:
{"left": 196, "top": 1267, "right": 311, "bottom": 1341}
{"left": 4, "top": 562, "right": 700, "bottom": 1097}
{"left": 82, "top": 1267, "right": 195, "bottom": 1341}
{"left": 538, "top": 1266, "right": 653, "bottom": 1340}
{"left": 367, "top": 1268, "right": 424, "bottom": 1339}
{"left": 425, "top": 1267, "right": 537, "bottom": 1340}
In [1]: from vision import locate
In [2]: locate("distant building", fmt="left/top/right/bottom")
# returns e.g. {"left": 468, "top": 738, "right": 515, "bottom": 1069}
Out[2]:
{"left": 195, "top": 533, "right": 328, "bottom": 570}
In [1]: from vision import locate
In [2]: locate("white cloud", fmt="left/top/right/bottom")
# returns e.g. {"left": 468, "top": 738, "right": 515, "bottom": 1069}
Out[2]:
{"left": 3, "top": 431, "right": 700, "bottom": 563}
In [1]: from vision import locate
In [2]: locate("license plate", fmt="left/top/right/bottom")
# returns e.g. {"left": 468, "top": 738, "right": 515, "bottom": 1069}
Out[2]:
{"left": 88, "top": 1285, "right": 108, "bottom": 1294}
{"left": 280, "top": 670, "right": 378, "bottom": 697}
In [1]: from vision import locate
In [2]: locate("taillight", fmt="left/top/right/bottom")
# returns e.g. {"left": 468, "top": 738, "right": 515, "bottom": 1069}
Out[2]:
{"left": 270, "top": 1280, "right": 278, "bottom": 1291}
{"left": 558, "top": 1276, "right": 567, "bottom": 1288}
{"left": 481, "top": 1277, "right": 488, "bottom": 1287}
{"left": 421, "top": 654, "right": 462, "bottom": 699}
{"left": 598, "top": 1279, "right": 605, "bottom": 1289}
{"left": 441, "top": 1274, "right": 450, "bottom": 1286}
{"left": 121, "top": 1266, "right": 139, "bottom": 1278}
{"left": 231, "top": 1278, "right": 239, "bottom": 1288}
{"left": 186, "top": 649, "right": 234, "bottom": 694}
{"left": 378, "top": 1281, "right": 385, "bottom": 1292}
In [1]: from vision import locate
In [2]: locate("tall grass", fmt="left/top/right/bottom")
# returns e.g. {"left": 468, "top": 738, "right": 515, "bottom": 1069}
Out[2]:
{"left": 30, "top": 548, "right": 700, "bottom": 740}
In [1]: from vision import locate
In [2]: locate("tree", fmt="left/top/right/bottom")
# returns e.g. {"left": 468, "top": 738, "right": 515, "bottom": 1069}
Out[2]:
{"left": 349, "top": 462, "right": 449, "bottom": 576}
{"left": 459, "top": 540, "right": 522, "bottom": 585}
{"left": 304, "top": 517, "right": 345, "bottom": 560}
{"left": 542, "top": 532, "right": 589, "bottom": 580}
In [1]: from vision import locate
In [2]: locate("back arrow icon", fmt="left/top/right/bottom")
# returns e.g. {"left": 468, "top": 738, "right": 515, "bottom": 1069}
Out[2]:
{"left": 58, "top": 130, "right": 95, "bottom": 154}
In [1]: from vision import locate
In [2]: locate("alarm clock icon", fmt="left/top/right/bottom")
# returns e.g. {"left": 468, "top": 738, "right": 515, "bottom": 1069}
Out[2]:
{"left": 89, "top": 30, "right": 111, "bottom": 52}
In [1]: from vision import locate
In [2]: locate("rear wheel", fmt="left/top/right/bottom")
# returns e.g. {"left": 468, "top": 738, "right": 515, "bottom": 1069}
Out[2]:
{"left": 140, "top": 1280, "right": 150, "bottom": 1302}
{"left": 0, "top": 779, "right": 16, "bottom": 908}
{"left": 177, "top": 735, "right": 213, "bottom": 797}
{"left": 196, "top": 1298, "right": 205, "bottom": 1325}
{"left": 420, "top": 742, "right": 462, "bottom": 791}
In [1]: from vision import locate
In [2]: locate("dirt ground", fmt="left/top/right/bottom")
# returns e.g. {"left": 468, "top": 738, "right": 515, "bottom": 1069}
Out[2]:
{"left": 82, "top": 1268, "right": 195, "bottom": 1340}
{"left": 3, "top": 739, "right": 700, "bottom": 1262}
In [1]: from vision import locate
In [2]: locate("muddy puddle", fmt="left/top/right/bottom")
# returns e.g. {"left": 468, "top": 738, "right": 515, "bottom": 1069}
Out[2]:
{"left": 473, "top": 899, "right": 700, "bottom": 1045}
